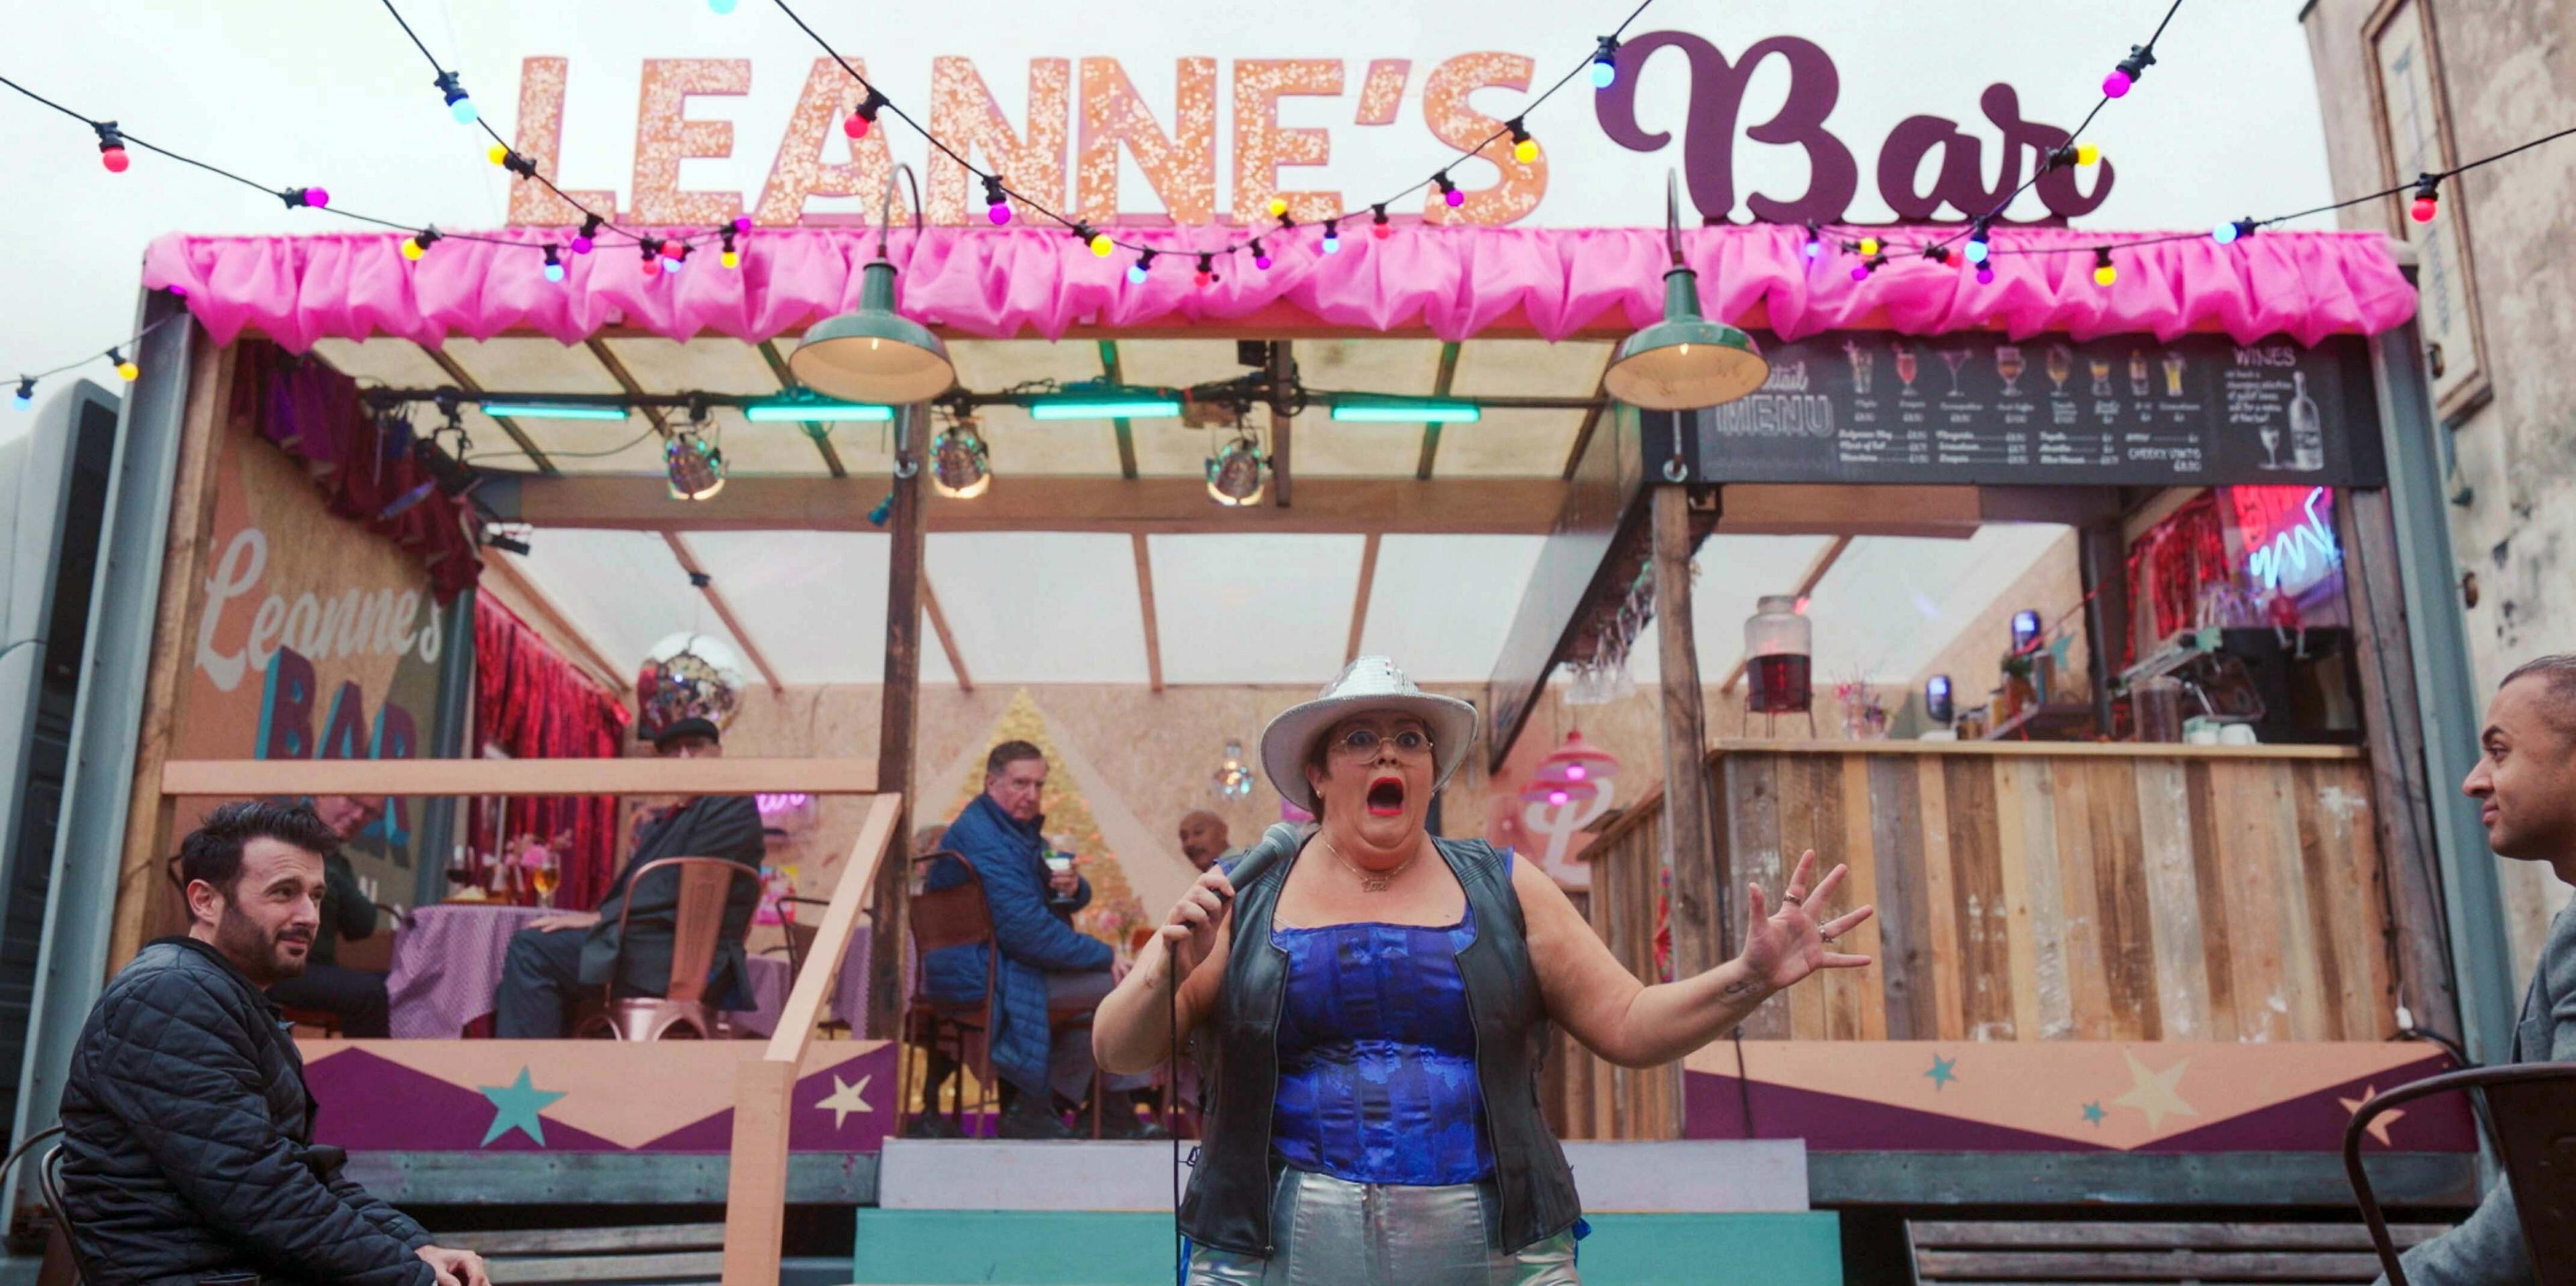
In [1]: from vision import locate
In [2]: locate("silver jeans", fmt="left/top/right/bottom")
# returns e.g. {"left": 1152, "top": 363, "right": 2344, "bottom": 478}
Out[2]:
{"left": 1187, "top": 1167, "right": 1580, "bottom": 1285}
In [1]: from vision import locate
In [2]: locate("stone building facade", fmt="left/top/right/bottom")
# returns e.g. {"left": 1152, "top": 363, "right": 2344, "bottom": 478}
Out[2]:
{"left": 2302, "top": 0, "right": 2576, "bottom": 967}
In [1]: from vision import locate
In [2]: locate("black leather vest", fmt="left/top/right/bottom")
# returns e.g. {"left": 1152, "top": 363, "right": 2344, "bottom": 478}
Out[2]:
{"left": 1177, "top": 835, "right": 1582, "bottom": 1256}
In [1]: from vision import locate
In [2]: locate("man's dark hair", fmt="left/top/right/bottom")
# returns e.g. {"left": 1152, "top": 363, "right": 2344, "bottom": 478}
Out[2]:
{"left": 177, "top": 801, "right": 340, "bottom": 900}
{"left": 985, "top": 740, "right": 1046, "bottom": 778}
{"left": 2502, "top": 653, "right": 2576, "bottom": 741}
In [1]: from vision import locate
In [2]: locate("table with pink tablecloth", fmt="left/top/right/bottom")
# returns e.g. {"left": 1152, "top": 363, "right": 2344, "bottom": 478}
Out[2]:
{"left": 384, "top": 904, "right": 795, "bottom": 1039}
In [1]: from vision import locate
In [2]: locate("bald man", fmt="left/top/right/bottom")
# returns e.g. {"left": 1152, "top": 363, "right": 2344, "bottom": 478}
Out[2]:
{"left": 1177, "top": 811, "right": 1230, "bottom": 873}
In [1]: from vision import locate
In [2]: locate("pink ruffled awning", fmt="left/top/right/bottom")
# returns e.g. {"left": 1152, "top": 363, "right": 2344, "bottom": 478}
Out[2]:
{"left": 142, "top": 223, "right": 2416, "bottom": 353}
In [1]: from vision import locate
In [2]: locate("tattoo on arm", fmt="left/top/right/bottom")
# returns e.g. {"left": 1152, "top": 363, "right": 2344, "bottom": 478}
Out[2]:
{"left": 1720, "top": 979, "right": 1764, "bottom": 998}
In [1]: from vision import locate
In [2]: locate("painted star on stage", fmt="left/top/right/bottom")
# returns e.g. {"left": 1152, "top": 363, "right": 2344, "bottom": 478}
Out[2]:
{"left": 814, "top": 1074, "right": 876, "bottom": 1130}
{"left": 478, "top": 1067, "right": 568, "bottom": 1146}
{"left": 2111, "top": 1052, "right": 2197, "bottom": 1133}
{"left": 1925, "top": 1054, "right": 1959, "bottom": 1091}
{"left": 2081, "top": 1102, "right": 2107, "bottom": 1126}
{"left": 2339, "top": 1084, "right": 2405, "bottom": 1146}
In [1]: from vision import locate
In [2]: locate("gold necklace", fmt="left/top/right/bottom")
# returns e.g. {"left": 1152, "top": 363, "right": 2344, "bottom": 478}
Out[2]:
{"left": 1323, "top": 835, "right": 1416, "bottom": 893}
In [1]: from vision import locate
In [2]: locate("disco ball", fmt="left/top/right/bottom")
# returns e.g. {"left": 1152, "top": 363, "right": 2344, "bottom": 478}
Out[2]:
{"left": 637, "top": 631, "right": 748, "bottom": 741}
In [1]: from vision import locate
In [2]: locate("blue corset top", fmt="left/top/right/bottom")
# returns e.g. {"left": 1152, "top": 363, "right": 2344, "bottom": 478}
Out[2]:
{"left": 1270, "top": 902, "right": 1493, "bottom": 1186}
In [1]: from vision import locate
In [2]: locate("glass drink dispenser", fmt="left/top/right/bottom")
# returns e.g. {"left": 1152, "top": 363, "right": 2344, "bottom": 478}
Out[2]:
{"left": 1745, "top": 595, "right": 1814, "bottom": 715}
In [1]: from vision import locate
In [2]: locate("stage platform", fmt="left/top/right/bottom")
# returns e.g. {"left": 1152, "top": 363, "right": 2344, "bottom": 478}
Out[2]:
{"left": 853, "top": 1139, "right": 1840, "bottom": 1284}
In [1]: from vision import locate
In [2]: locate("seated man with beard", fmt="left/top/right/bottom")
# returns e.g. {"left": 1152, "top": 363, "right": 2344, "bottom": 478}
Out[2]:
{"left": 59, "top": 801, "right": 488, "bottom": 1284}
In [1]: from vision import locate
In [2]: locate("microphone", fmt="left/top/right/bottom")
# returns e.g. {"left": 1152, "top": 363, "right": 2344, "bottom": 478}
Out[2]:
{"left": 1218, "top": 821, "right": 1307, "bottom": 896}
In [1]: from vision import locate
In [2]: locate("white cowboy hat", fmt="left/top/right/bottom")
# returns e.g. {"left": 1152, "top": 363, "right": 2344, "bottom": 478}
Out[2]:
{"left": 1260, "top": 657, "right": 1480, "bottom": 814}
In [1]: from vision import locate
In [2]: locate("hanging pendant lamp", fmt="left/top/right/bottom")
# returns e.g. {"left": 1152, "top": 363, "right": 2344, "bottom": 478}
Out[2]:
{"left": 790, "top": 164, "right": 957, "bottom": 405}
{"left": 1603, "top": 173, "right": 1768, "bottom": 411}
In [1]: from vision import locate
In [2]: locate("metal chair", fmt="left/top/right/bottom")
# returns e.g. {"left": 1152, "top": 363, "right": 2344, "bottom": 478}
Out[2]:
{"left": 897, "top": 851, "right": 1000, "bottom": 1137}
{"left": 576, "top": 856, "right": 763, "bottom": 1041}
{"left": 21, "top": 1130, "right": 92, "bottom": 1284}
{"left": 2346, "top": 1061, "right": 2576, "bottom": 1286}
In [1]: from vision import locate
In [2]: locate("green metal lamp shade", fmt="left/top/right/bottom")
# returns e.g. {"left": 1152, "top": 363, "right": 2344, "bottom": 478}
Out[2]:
{"left": 788, "top": 259, "right": 957, "bottom": 405}
{"left": 1603, "top": 266, "right": 1769, "bottom": 411}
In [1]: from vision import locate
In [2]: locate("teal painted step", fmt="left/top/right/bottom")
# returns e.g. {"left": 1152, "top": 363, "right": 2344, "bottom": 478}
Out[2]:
{"left": 851, "top": 1210, "right": 1841, "bottom": 1285}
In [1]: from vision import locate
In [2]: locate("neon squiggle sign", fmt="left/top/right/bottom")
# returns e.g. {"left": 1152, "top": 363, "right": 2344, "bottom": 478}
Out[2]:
{"left": 2245, "top": 487, "right": 2341, "bottom": 591}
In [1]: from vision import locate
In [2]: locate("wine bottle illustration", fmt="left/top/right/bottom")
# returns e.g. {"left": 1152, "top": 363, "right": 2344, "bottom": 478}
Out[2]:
{"left": 2288, "top": 371, "right": 2325, "bottom": 470}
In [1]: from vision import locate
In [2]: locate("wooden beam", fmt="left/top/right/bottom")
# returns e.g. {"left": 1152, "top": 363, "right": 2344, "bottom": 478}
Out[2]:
{"left": 1132, "top": 533, "right": 1164, "bottom": 693}
{"left": 920, "top": 572, "right": 972, "bottom": 692}
{"left": 162, "top": 757, "right": 879, "bottom": 798}
{"left": 1559, "top": 360, "right": 1613, "bottom": 480}
{"left": 1715, "top": 485, "right": 1982, "bottom": 536}
{"left": 583, "top": 337, "right": 674, "bottom": 440}
{"left": 493, "top": 474, "right": 1569, "bottom": 535}
{"left": 1268, "top": 340, "right": 1293, "bottom": 507}
{"left": 109, "top": 337, "right": 233, "bottom": 970}
{"left": 865, "top": 405, "right": 930, "bottom": 1041}
{"left": 1097, "top": 340, "right": 1138, "bottom": 480}
{"left": 725, "top": 794, "right": 900, "bottom": 1283}
{"left": 756, "top": 339, "right": 849, "bottom": 478}
{"left": 1654, "top": 486, "right": 1722, "bottom": 996}
{"left": 419, "top": 344, "right": 555, "bottom": 473}
{"left": 1346, "top": 533, "right": 1381, "bottom": 663}
{"left": 1717, "top": 535, "right": 1852, "bottom": 690}
{"left": 661, "top": 533, "right": 784, "bottom": 694}
{"left": 480, "top": 552, "right": 631, "bottom": 696}
{"left": 1413, "top": 341, "right": 1462, "bottom": 480}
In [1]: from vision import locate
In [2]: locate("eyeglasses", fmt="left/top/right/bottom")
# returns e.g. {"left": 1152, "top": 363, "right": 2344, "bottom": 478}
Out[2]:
{"left": 1328, "top": 727, "right": 1435, "bottom": 758}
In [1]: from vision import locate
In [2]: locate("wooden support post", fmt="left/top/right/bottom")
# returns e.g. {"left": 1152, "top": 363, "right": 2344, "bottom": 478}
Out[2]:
{"left": 2338, "top": 487, "right": 2465, "bottom": 1047}
{"left": 1268, "top": 340, "right": 1293, "bottom": 507}
{"left": 920, "top": 573, "right": 973, "bottom": 692}
{"left": 2078, "top": 517, "right": 2130, "bottom": 735}
{"left": 1648, "top": 486, "right": 1708, "bottom": 1139}
{"left": 867, "top": 405, "right": 929, "bottom": 1039}
{"left": 1132, "top": 533, "right": 1165, "bottom": 693}
{"left": 663, "top": 533, "right": 784, "bottom": 695}
{"left": 1346, "top": 533, "right": 1381, "bottom": 663}
{"left": 107, "top": 337, "right": 233, "bottom": 969}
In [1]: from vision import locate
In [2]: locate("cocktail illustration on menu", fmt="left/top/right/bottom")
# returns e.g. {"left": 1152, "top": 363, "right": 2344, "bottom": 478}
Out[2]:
{"left": 1996, "top": 345, "right": 2027, "bottom": 397}
{"left": 2162, "top": 352, "right": 2187, "bottom": 398}
{"left": 2046, "top": 345, "right": 2073, "bottom": 395}
{"left": 1844, "top": 338, "right": 1876, "bottom": 395}
{"left": 1893, "top": 342, "right": 1920, "bottom": 394}
{"left": 2089, "top": 357, "right": 2114, "bottom": 397}
{"left": 1938, "top": 348, "right": 1972, "bottom": 396}
{"left": 2129, "top": 350, "right": 2151, "bottom": 398}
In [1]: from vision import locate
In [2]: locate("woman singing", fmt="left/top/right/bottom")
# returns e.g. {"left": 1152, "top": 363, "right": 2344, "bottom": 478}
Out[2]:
{"left": 1093, "top": 657, "right": 1873, "bottom": 1284}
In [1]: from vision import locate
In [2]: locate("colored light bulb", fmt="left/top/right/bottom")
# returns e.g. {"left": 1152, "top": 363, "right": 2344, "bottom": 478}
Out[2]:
{"left": 2075, "top": 143, "right": 2100, "bottom": 166}
{"left": 2104, "top": 68, "right": 2133, "bottom": 98}
{"left": 450, "top": 95, "right": 478, "bottom": 125}
{"left": 304, "top": 186, "right": 330, "bottom": 209}
{"left": 988, "top": 201, "right": 1012, "bottom": 226}
{"left": 2411, "top": 196, "right": 2438, "bottom": 223}
{"left": 709, "top": 0, "right": 737, "bottom": 11}
{"left": 488, "top": 143, "right": 509, "bottom": 166}
{"left": 1513, "top": 138, "right": 1540, "bottom": 164}
{"left": 1194, "top": 270, "right": 1212, "bottom": 288}
{"left": 400, "top": 237, "right": 425, "bottom": 261}
{"left": 1566, "top": 764, "right": 1587, "bottom": 781}
{"left": 570, "top": 235, "right": 594, "bottom": 255}
{"left": 1267, "top": 197, "right": 1289, "bottom": 218}
{"left": 1089, "top": 233, "right": 1114, "bottom": 257}
{"left": 2212, "top": 221, "right": 2240, "bottom": 245}
{"left": 720, "top": 249, "right": 739, "bottom": 269}
{"left": 1966, "top": 237, "right": 1989, "bottom": 264}
{"left": 1976, "top": 263, "right": 1995, "bottom": 285}
{"left": 2093, "top": 256, "right": 2117, "bottom": 287}
{"left": 1253, "top": 246, "right": 1273, "bottom": 270}
{"left": 1128, "top": 262, "right": 1150, "bottom": 284}
{"left": 641, "top": 256, "right": 661, "bottom": 276}
{"left": 113, "top": 356, "right": 138, "bottom": 382}
{"left": 733, "top": 215, "right": 752, "bottom": 233}
{"left": 1850, "top": 263, "right": 1870, "bottom": 282}
{"left": 1372, "top": 220, "right": 1391, "bottom": 240}
{"left": 1444, "top": 186, "right": 1466, "bottom": 209}
{"left": 11, "top": 382, "right": 32, "bottom": 411}
{"left": 100, "top": 146, "right": 129, "bottom": 173}
{"left": 845, "top": 110, "right": 870, "bottom": 140}
{"left": 543, "top": 261, "right": 566, "bottom": 282}
{"left": 1803, "top": 237, "right": 1822, "bottom": 260}
{"left": 1858, "top": 236, "right": 1880, "bottom": 257}
{"left": 1591, "top": 60, "right": 1616, "bottom": 89}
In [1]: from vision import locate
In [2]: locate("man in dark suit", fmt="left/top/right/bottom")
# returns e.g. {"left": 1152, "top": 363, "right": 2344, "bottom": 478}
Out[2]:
{"left": 266, "top": 794, "right": 393, "bottom": 1036}
{"left": 494, "top": 717, "right": 767, "bottom": 1038}
{"left": 2379, "top": 653, "right": 2576, "bottom": 1285}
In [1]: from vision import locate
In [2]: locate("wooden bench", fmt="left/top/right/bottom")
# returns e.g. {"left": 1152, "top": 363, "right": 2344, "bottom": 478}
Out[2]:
{"left": 433, "top": 1223, "right": 724, "bottom": 1283}
{"left": 1906, "top": 1220, "right": 2453, "bottom": 1284}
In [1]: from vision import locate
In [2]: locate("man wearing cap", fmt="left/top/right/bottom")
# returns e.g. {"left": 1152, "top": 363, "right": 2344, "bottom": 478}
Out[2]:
{"left": 493, "top": 716, "right": 767, "bottom": 1038}
{"left": 1095, "top": 657, "right": 1873, "bottom": 1283}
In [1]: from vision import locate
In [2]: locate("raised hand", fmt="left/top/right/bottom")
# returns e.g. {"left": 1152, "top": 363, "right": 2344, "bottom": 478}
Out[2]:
{"left": 1737, "top": 850, "right": 1874, "bottom": 994}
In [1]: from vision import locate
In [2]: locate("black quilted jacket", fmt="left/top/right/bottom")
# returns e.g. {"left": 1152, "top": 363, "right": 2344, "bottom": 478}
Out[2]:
{"left": 58, "top": 936, "right": 435, "bottom": 1285}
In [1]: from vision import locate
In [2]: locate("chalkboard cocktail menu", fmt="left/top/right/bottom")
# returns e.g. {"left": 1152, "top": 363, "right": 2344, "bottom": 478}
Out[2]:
{"left": 1642, "top": 331, "right": 2385, "bottom": 488}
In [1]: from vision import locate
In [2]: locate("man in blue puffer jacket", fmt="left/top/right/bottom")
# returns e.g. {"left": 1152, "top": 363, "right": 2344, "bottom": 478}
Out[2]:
{"left": 924, "top": 741, "right": 1159, "bottom": 1138}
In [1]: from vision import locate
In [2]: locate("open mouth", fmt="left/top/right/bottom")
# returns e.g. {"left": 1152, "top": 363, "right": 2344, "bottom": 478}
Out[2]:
{"left": 1366, "top": 776, "right": 1407, "bottom": 817}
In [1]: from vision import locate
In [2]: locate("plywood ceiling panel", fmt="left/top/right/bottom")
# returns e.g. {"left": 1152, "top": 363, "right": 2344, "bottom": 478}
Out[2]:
{"left": 506, "top": 527, "right": 751, "bottom": 681}
{"left": 1430, "top": 407, "right": 1582, "bottom": 478}
{"left": 598, "top": 337, "right": 781, "bottom": 395}
{"left": 1451, "top": 339, "right": 1611, "bottom": 397}
{"left": 437, "top": 336, "right": 625, "bottom": 394}
{"left": 681, "top": 531, "right": 963, "bottom": 686}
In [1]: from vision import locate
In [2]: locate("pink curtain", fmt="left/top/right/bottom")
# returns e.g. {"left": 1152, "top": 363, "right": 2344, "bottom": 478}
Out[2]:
{"left": 468, "top": 596, "right": 631, "bottom": 910}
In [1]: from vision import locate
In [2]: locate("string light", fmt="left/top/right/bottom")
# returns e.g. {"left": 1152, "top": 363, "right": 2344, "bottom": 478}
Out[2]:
{"left": 1127, "top": 248, "right": 1156, "bottom": 284}
{"left": 1858, "top": 235, "right": 1880, "bottom": 256}
{"left": 843, "top": 89, "right": 884, "bottom": 140}
{"left": 94, "top": 121, "right": 127, "bottom": 173}
{"left": 278, "top": 185, "right": 330, "bottom": 209}
{"left": 400, "top": 228, "right": 440, "bottom": 260}
{"left": 1975, "top": 262, "right": 1996, "bottom": 285}
{"left": 1436, "top": 171, "right": 1464, "bottom": 209}
{"left": 1803, "top": 221, "right": 1823, "bottom": 260}
{"left": 663, "top": 239, "right": 688, "bottom": 272}
{"left": 983, "top": 174, "right": 1012, "bottom": 225}
{"left": 1849, "top": 255, "right": 1884, "bottom": 282}
{"left": 2049, "top": 142, "right": 2103, "bottom": 170}
{"left": 1322, "top": 219, "right": 1342, "bottom": 254}
{"left": 2410, "top": 174, "right": 2441, "bottom": 223}
{"left": 11, "top": 380, "right": 33, "bottom": 411}
{"left": 571, "top": 213, "right": 602, "bottom": 255}
{"left": 2212, "top": 218, "right": 2255, "bottom": 245}
{"left": 433, "top": 70, "right": 476, "bottom": 124}
{"left": 1922, "top": 245, "right": 1951, "bottom": 265}
{"left": 1251, "top": 238, "right": 1272, "bottom": 271}
{"left": 718, "top": 227, "right": 740, "bottom": 268}
{"left": 2092, "top": 247, "right": 2118, "bottom": 286}
{"left": 108, "top": 347, "right": 137, "bottom": 382}
{"left": 1965, "top": 217, "right": 1991, "bottom": 264}
{"left": 1591, "top": 36, "right": 1621, "bottom": 89}
{"left": 541, "top": 244, "right": 565, "bottom": 282}
{"left": 1371, "top": 204, "right": 1391, "bottom": 239}
{"left": 1267, "top": 196, "right": 1289, "bottom": 219}
{"left": 1508, "top": 117, "right": 1539, "bottom": 164}
{"left": 1194, "top": 252, "right": 1218, "bottom": 288}
{"left": 1089, "top": 231, "right": 1114, "bottom": 257}
{"left": 639, "top": 237, "right": 663, "bottom": 276}
{"left": 2104, "top": 44, "right": 2155, "bottom": 98}
{"left": 708, "top": 0, "right": 738, "bottom": 11}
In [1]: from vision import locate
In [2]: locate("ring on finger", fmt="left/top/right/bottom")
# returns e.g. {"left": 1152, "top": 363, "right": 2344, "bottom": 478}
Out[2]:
{"left": 1782, "top": 892, "right": 1805, "bottom": 906}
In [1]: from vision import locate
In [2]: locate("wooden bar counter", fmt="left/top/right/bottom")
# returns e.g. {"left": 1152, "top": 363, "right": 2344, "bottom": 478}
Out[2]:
{"left": 1557, "top": 739, "right": 2393, "bottom": 1141}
